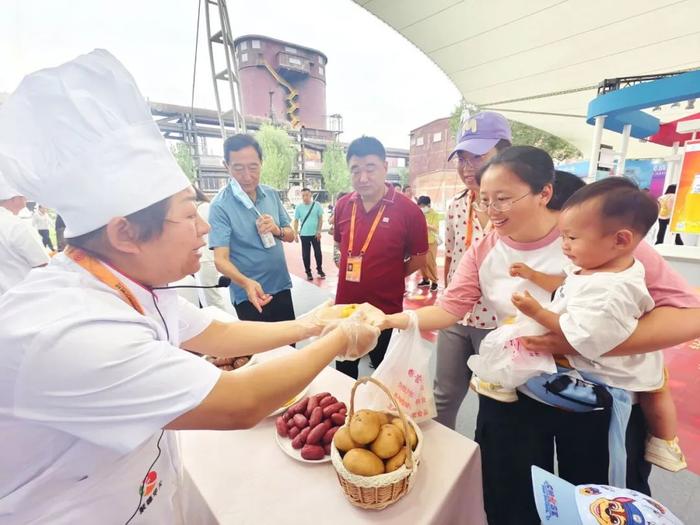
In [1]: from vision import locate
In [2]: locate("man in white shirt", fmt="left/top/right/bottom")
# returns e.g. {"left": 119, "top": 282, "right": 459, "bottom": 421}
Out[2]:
{"left": 0, "top": 50, "right": 380, "bottom": 524}
{"left": 31, "top": 204, "right": 55, "bottom": 250}
{"left": 0, "top": 174, "right": 49, "bottom": 295}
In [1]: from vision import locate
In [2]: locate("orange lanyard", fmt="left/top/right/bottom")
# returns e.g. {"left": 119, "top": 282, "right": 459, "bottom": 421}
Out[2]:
{"left": 64, "top": 246, "right": 145, "bottom": 315}
{"left": 465, "top": 191, "right": 476, "bottom": 248}
{"left": 348, "top": 201, "right": 386, "bottom": 257}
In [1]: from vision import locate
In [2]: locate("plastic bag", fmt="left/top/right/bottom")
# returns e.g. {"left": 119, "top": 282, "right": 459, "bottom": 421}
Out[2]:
{"left": 467, "top": 315, "right": 557, "bottom": 389}
{"left": 357, "top": 310, "right": 437, "bottom": 423}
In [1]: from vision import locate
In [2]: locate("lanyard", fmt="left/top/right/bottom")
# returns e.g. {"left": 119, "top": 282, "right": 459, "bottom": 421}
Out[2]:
{"left": 465, "top": 191, "right": 475, "bottom": 248}
{"left": 348, "top": 201, "right": 386, "bottom": 257}
{"left": 64, "top": 246, "right": 145, "bottom": 314}
{"left": 465, "top": 190, "right": 492, "bottom": 248}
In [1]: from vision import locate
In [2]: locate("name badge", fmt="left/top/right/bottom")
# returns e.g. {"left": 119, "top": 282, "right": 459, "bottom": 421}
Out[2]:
{"left": 345, "top": 255, "right": 363, "bottom": 282}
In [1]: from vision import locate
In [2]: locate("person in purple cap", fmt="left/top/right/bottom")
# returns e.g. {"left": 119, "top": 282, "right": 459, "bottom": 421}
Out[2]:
{"left": 433, "top": 111, "right": 512, "bottom": 429}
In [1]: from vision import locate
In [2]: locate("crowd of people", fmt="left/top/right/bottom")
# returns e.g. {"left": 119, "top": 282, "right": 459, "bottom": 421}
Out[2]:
{"left": 1, "top": 50, "right": 699, "bottom": 524}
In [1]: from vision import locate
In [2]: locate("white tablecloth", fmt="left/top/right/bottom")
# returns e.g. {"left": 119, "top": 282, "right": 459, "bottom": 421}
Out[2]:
{"left": 179, "top": 347, "right": 486, "bottom": 525}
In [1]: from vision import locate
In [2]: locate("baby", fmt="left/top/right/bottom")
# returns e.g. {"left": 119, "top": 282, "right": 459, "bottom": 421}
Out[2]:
{"left": 469, "top": 177, "right": 686, "bottom": 472}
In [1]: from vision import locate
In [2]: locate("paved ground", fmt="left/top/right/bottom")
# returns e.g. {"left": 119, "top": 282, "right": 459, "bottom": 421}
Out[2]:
{"left": 200, "top": 232, "right": 700, "bottom": 520}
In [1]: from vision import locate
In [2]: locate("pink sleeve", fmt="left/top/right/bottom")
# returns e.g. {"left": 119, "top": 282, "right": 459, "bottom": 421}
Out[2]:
{"left": 634, "top": 241, "right": 700, "bottom": 308}
{"left": 438, "top": 232, "right": 497, "bottom": 319}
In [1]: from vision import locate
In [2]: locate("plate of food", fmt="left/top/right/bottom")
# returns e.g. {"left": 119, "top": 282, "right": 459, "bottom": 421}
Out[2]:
{"left": 273, "top": 391, "right": 347, "bottom": 463}
{"left": 268, "top": 385, "right": 310, "bottom": 417}
{"left": 275, "top": 429, "right": 332, "bottom": 464}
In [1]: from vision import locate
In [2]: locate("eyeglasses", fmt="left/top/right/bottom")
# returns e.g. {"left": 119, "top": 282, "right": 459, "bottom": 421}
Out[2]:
{"left": 229, "top": 163, "right": 261, "bottom": 175}
{"left": 456, "top": 155, "right": 485, "bottom": 168}
{"left": 473, "top": 192, "right": 531, "bottom": 213}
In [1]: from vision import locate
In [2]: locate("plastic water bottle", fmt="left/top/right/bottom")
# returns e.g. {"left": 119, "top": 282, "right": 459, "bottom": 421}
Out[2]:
{"left": 259, "top": 231, "right": 276, "bottom": 249}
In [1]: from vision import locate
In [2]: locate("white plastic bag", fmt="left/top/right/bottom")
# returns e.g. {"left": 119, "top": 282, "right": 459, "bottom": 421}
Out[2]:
{"left": 467, "top": 314, "right": 557, "bottom": 388}
{"left": 467, "top": 315, "right": 557, "bottom": 389}
{"left": 357, "top": 310, "right": 437, "bottom": 423}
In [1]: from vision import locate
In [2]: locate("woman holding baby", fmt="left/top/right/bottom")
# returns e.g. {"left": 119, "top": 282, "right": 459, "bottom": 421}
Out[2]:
{"left": 378, "top": 146, "right": 700, "bottom": 525}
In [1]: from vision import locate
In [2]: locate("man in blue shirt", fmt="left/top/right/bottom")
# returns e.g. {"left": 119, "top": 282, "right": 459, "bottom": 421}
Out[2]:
{"left": 209, "top": 134, "right": 296, "bottom": 322}
{"left": 292, "top": 188, "right": 325, "bottom": 281}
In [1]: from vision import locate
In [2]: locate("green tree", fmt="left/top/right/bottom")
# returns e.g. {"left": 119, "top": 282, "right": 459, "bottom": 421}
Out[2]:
{"left": 170, "top": 142, "right": 197, "bottom": 184}
{"left": 321, "top": 142, "right": 351, "bottom": 200}
{"left": 397, "top": 167, "right": 410, "bottom": 188}
{"left": 255, "top": 123, "right": 295, "bottom": 189}
{"left": 448, "top": 103, "right": 581, "bottom": 162}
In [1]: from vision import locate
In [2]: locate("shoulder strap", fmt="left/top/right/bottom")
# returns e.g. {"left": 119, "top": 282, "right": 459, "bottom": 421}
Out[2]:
{"left": 300, "top": 201, "right": 317, "bottom": 231}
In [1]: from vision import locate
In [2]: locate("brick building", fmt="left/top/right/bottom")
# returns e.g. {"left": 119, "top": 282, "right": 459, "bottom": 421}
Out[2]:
{"left": 409, "top": 117, "right": 462, "bottom": 209}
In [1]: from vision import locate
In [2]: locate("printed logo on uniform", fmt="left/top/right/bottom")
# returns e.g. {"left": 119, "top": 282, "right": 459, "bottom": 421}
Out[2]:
{"left": 541, "top": 481, "right": 559, "bottom": 520}
{"left": 137, "top": 470, "right": 162, "bottom": 515}
{"left": 382, "top": 217, "right": 390, "bottom": 223}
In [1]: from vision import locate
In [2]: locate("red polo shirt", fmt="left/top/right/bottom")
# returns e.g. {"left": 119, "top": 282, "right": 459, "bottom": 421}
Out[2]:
{"left": 334, "top": 184, "right": 428, "bottom": 314}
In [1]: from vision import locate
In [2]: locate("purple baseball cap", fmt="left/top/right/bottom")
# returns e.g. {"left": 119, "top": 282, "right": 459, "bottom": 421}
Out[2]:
{"left": 448, "top": 111, "right": 512, "bottom": 160}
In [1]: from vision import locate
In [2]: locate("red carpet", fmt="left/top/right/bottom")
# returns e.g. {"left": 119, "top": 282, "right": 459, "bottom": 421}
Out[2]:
{"left": 284, "top": 237, "right": 700, "bottom": 474}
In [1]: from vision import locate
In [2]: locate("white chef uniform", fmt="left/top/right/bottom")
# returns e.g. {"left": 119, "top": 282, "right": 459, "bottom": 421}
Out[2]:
{"left": 0, "top": 50, "right": 222, "bottom": 523}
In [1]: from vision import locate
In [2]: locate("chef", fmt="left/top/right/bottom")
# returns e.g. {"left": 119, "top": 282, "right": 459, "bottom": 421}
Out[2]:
{"left": 0, "top": 50, "right": 380, "bottom": 524}
{"left": 0, "top": 172, "right": 49, "bottom": 295}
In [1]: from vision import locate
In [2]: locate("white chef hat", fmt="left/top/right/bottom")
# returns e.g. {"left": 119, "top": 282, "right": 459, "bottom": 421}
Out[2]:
{"left": 0, "top": 169, "right": 22, "bottom": 201}
{"left": 0, "top": 49, "right": 190, "bottom": 237}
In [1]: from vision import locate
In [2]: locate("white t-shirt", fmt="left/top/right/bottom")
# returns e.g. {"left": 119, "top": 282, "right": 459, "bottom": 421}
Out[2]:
{"left": 0, "top": 254, "right": 221, "bottom": 524}
{"left": 31, "top": 210, "right": 51, "bottom": 230}
{"left": 0, "top": 207, "right": 49, "bottom": 295}
{"left": 555, "top": 261, "right": 660, "bottom": 391}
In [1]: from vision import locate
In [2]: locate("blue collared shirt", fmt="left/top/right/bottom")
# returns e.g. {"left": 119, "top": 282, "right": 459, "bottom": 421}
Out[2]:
{"left": 208, "top": 183, "right": 292, "bottom": 305}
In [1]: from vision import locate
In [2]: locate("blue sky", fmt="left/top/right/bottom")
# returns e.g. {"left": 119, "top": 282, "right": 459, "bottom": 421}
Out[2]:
{"left": 1, "top": 0, "right": 461, "bottom": 149}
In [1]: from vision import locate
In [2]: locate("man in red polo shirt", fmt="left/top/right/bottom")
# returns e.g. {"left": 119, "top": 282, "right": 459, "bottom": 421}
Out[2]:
{"left": 333, "top": 136, "right": 428, "bottom": 378}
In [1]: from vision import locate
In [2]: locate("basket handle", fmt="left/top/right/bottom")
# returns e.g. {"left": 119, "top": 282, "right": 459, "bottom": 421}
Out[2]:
{"left": 349, "top": 376, "right": 415, "bottom": 471}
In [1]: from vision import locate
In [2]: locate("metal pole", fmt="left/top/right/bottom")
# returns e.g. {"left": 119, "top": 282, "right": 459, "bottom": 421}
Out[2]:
{"left": 667, "top": 141, "right": 681, "bottom": 186}
{"left": 616, "top": 123, "right": 631, "bottom": 177}
{"left": 588, "top": 115, "right": 606, "bottom": 181}
{"left": 300, "top": 126, "right": 306, "bottom": 188}
{"left": 217, "top": 0, "right": 241, "bottom": 132}
{"left": 203, "top": 2, "right": 226, "bottom": 140}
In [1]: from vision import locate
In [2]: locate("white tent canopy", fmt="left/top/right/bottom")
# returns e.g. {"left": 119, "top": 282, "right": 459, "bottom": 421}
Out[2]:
{"left": 354, "top": 0, "right": 700, "bottom": 158}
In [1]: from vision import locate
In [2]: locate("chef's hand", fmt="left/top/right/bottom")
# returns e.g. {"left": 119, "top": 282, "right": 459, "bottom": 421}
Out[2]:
{"left": 256, "top": 214, "right": 281, "bottom": 236}
{"left": 296, "top": 299, "right": 335, "bottom": 339}
{"left": 519, "top": 332, "right": 575, "bottom": 355}
{"left": 243, "top": 277, "right": 272, "bottom": 313}
{"left": 333, "top": 311, "right": 381, "bottom": 361}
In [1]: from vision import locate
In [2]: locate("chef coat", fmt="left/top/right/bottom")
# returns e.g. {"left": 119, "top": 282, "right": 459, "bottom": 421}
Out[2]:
{"left": 0, "top": 207, "right": 49, "bottom": 295}
{"left": 0, "top": 253, "right": 221, "bottom": 524}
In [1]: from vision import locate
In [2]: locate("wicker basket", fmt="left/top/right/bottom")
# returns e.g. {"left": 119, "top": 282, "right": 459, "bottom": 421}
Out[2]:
{"left": 330, "top": 376, "right": 423, "bottom": 510}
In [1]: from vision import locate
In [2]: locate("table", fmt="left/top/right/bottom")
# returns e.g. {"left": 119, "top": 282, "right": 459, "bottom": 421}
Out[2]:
{"left": 179, "top": 347, "right": 486, "bottom": 524}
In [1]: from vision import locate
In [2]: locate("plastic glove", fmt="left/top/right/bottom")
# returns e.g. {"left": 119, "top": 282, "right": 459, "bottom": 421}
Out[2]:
{"left": 296, "top": 299, "right": 335, "bottom": 339}
{"left": 326, "top": 310, "right": 381, "bottom": 361}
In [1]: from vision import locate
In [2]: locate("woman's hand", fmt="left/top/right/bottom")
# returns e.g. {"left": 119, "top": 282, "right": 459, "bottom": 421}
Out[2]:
{"left": 519, "top": 333, "right": 576, "bottom": 355}
{"left": 355, "top": 302, "right": 386, "bottom": 328}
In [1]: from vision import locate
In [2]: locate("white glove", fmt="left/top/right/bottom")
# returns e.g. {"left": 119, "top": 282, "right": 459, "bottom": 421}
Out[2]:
{"left": 323, "top": 310, "right": 381, "bottom": 361}
{"left": 296, "top": 299, "right": 335, "bottom": 339}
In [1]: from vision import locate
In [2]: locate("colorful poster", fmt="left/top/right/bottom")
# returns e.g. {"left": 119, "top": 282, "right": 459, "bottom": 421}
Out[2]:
{"left": 670, "top": 140, "right": 700, "bottom": 234}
